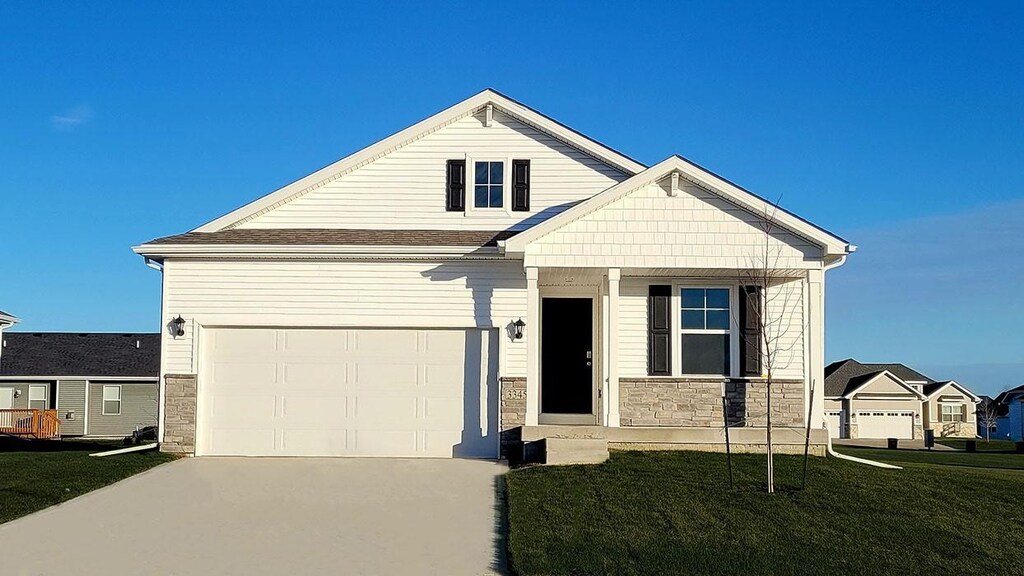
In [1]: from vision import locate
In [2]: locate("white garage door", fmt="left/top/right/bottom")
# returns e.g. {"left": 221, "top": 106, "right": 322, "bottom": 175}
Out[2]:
{"left": 825, "top": 411, "right": 845, "bottom": 438}
{"left": 198, "top": 328, "right": 498, "bottom": 458}
{"left": 856, "top": 411, "right": 914, "bottom": 439}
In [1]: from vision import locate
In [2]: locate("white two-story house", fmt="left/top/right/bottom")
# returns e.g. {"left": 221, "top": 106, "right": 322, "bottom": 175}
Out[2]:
{"left": 134, "top": 89, "right": 853, "bottom": 462}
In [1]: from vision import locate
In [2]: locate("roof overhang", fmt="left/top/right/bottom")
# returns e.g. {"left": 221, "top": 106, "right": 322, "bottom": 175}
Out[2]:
{"left": 501, "top": 156, "right": 854, "bottom": 258}
{"left": 926, "top": 380, "right": 981, "bottom": 403}
{"left": 843, "top": 370, "right": 927, "bottom": 400}
{"left": 132, "top": 243, "right": 506, "bottom": 260}
{"left": 193, "top": 88, "right": 646, "bottom": 233}
{"left": 0, "top": 312, "right": 19, "bottom": 328}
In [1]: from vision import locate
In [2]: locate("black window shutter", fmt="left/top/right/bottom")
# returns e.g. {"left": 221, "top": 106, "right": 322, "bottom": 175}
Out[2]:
{"left": 446, "top": 160, "right": 465, "bottom": 212}
{"left": 648, "top": 285, "right": 672, "bottom": 376}
{"left": 740, "top": 285, "right": 762, "bottom": 376}
{"left": 511, "top": 159, "right": 530, "bottom": 211}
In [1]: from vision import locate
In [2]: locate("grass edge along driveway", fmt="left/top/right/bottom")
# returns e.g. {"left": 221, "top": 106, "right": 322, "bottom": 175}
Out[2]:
{"left": 505, "top": 450, "right": 1024, "bottom": 576}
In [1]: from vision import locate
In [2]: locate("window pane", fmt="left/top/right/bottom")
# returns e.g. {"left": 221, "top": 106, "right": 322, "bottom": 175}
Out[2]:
{"left": 490, "top": 185, "right": 503, "bottom": 207}
{"left": 104, "top": 400, "right": 120, "bottom": 415}
{"left": 681, "top": 289, "right": 704, "bottom": 309}
{"left": 475, "top": 186, "right": 488, "bottom": 207}
{"left": 29, "top": 386, "right": 46, "bottom": 401}
{"left": 475, "top": 162, "right": 488, "bottom": 183}
{"left": 490, "top": 161, "right": 503, "bottom": 184}
{"left": 30, "top": 400, "right": 47, "bottom": 411}
{"left": 706, "top": 289, "right": 730, "bottom": 309}
{"left": 706, "top": 310, "right": 730, "bottom": 330}
{"left": 681, "top": 334, "right": 729, "bottom": 375}
{"left": 681, "top": 310, "right": 704, "bottom": 329}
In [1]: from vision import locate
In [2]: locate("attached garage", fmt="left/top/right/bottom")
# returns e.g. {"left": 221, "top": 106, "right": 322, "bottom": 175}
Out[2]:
{"left": 197, "top": 327, "right": 498, "bottom": 458}
{"left": 855, "top": 411, "right": 914, "bottom": 439}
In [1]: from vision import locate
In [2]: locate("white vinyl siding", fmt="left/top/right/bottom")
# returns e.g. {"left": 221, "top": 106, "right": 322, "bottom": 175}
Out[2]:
{"left": 237, "top": 108, "right": 626, "bottom": 231}
{"left": 617, "top": 277, "right": 805, "bottom": 380}
{"left": 161, "top": 259, "right": 528, "bottom": 377}
{"left": 524, "top": 178, "right": 821, "bottom": 269}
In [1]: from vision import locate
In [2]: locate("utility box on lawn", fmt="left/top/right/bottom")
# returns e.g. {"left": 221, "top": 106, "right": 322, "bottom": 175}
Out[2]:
{"left": 924, "top": 429, "right": 935, "bottom": 450}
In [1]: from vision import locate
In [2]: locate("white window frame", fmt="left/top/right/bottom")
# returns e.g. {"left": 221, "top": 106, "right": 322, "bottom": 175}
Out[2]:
{"left": 671, "top": 283, "right": 739, "bottom": 378}
{"left": 102, "top": 385, "right": 122, "bottom": 416}
{"left": 464, "top": 155, "right": 512, "bottom": 216}
{"left": 28, "top": 385, "right": 47, "bottom": 411}
{"left": 940, "top": 403, "right": 964, "bottom": 422}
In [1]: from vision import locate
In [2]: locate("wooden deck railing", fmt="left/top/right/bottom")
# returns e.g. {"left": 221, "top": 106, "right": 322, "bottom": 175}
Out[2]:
{"left": 0, "top": 409, "right": 61, "bottom": 439}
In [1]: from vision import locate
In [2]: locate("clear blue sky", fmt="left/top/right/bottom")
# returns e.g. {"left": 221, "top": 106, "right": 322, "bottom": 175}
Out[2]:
{"left": 1, "top": 2, "right": 1021, "bottom": 395}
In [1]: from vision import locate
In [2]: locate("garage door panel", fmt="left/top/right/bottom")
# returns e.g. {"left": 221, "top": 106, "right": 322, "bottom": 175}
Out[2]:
{"left": 200, "top": 328, "right": 498, "bottom": 458}
{"left": 857, "top": 411, "right": 914, "bottom": 439}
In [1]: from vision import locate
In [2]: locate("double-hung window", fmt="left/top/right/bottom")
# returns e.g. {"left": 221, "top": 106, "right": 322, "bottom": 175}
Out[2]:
{"left": 102, "top": 385, "right": 122, "bottom": 416}
{"left": 474, "top": 161, "right": 504, "bottom": 208}
{"left": 941, "top": 403, "right": 964, "bottom": 422}
{"left": 28, "top": 385, "right": 47, "bottom": 410}
{"left": 680, "top": 288, "right": 731, "bottom": 375}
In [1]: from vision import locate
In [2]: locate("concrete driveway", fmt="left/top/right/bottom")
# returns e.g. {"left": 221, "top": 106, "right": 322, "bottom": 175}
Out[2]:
{"left": 0, "top": 457, "right": 508, "bottom": 576}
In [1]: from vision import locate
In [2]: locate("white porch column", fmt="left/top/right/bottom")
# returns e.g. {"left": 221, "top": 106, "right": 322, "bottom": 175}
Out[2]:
{"left": 807, "top": 268, "right": 825, "bottom": 430}
{"left": 525, "top": 266, "right": 540, "bottom": 426}
{"left": 606, "top": 268, "right": 621, "bottom": 427}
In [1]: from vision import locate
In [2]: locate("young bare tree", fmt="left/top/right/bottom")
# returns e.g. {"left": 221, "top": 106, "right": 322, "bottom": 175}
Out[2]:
{"left": 977, "top": 400, "right": 1000, "bottom": 442}
{"left": 738, "top": 201, "right": 805, "bottom": 494}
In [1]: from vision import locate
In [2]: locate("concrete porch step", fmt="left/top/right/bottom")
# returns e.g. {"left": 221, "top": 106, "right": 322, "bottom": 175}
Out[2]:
{"left": 543, "top": 437, "right": 610, "bottom": 465}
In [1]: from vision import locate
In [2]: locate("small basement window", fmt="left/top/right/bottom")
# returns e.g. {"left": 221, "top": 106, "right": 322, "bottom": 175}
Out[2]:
{"left": 102, "top": 385, "right": 122, "bottom": 416}
{"left": 941, "top": 403, "right": 964, "bottom": 422}
{"left": 28, "top": 385, "right": 47, "bottom": 411}
{"left": 680, "top": 287, "right": 731, "bottom": 376}
{"left": 474, "top": 161, "right": 503, "bottom": 208}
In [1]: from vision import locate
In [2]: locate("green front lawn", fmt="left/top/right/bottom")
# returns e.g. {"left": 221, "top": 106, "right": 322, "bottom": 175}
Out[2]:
{"left": 505, "top": 450, "right": 1024, "bottom": 576}
{"left": 0, "top": 439, "right": 178, "bottom": 524}
{"left": 839, "top": 445, "right": 1024, "bottom": 470}
{"left": 938, "top": 438, "right": 1020, "bottom": 452}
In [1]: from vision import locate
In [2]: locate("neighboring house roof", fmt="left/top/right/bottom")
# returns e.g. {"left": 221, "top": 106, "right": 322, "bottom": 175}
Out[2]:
{"left": 994, "top": 384, "right": 1024, "bottom": 405}
{"left": 501, "top": 155, "right": 854, "bottom": 258}
{"left": 0, "top": 333, "right": 160, "bottom": 378}
{"left": 824, "top": 359, "right": 934, "bottom": 397}
{"left": 192, "top": 88, "right": 647, "bottom": 233}
{"left": 141, "top": 229, "right": 519, "bottom": 248}
{"left": 922, "top": 380, "right": 981, "bottom": 403}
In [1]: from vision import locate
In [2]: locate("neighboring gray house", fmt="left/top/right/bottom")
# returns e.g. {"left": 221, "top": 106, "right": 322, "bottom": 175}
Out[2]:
{"left": 0, "top": 332, "right": 160, "bottom": 437}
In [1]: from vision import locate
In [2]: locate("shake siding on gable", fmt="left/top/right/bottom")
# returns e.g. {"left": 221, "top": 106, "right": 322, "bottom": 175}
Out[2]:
{"left": 162, "top": 259, "right": 528, "bottom": 376}
{"left": 236, "top": 109, "right": 628, "bottom": 231}
{"left": 524, "top": 180, "right": 821, "bottom": 269}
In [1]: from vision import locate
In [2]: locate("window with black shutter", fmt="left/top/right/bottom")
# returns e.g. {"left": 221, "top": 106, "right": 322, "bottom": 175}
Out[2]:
{"left": 739, "top": 285, "right": 762, "bottom": 376}
{"left": 680, "top": 288, "right": 731, "bottom": 376}
{"left": 445, "top": 160, "right": 465, "bottom": 212}
{"left": 648, "top": 285, "right": 672, "bottom": 376}
{"left": 512, "top": 159, "right": 530, "bottom": 211}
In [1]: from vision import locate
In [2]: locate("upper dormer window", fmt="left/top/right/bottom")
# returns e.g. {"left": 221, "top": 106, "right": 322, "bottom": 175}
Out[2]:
{"left": 474, "top": 161, "right": 504, "bottom": 208}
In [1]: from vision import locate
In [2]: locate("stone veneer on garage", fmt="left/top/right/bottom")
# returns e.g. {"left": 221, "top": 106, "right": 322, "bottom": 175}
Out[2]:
{"left": 161, "top": 374, "right": 197, "bottom": 454}
{"left": 499, "top": 377, "right": 526, "bottom": 458}
{"left": 619, "top": 377, "right": 805, "bottom": 428}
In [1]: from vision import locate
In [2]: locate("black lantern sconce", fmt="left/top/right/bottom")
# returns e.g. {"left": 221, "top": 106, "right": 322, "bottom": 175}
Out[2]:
{"left": 171, "top": 315, "right": 186, "bottom": 337}
{"left": 513, "top": 318, "right": 526, "bottom": 340}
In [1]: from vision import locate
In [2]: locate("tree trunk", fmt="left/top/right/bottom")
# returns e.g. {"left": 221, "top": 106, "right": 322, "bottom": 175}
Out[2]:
{"left": 766, "top": 375, "right": 774, "bottom": 494}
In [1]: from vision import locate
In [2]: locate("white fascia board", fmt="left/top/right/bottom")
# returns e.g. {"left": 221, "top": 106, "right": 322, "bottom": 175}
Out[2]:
{"left": 131, "top": 243, "right": 509, "bottom": 259}
{"left": 927, "top": 380, "right": 982, "bottom": 403}
{"left": 504, "top": 156, "right": 853, "bottom": 257}
{"left": 843, "top": 370, "right": 927, "bottom": 400}
{"left": 193, "top": 89, "right": 645, "bottom": 233}
{"left": 0, "top": 313, "right": 19, "bottom": 328}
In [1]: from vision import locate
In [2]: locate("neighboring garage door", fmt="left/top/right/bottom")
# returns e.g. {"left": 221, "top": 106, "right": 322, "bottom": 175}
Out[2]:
{"left": 825, "top": 411, "right": 845, "bottom": 438}
{"left": 856, "top": 411, "right": 914, "bottom": 439}
{"left": 198, "top": 328, "right": 498, "bottom": 458}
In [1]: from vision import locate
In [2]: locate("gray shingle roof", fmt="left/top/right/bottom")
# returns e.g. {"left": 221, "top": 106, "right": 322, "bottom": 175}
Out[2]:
{"left": 0, "top": 333, "right": 160, "bottom": 377}
{"left": 824, "top": 359, "right": 934, "bottom": 397}
{"left": 143, "top": 229, "right": 519, "bottom": 247}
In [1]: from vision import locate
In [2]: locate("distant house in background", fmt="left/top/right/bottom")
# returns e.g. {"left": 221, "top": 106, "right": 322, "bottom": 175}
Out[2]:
{"left": 0, "top": 332, "right": 160, "bottom": 437}
{"left": 824, "top": 359, "right": 979, "bottom": 440}
{"left": 991, "top": 385, "right": 1024, "bottom": 441}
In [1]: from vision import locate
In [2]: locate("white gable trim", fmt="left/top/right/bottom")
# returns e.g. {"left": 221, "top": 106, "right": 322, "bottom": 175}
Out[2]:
{"left": 502, "top": 156, "right": 854, "bottom": 258}
{"left": 926, "top": 380, "right": 981, "bottom": 403}
{"left": 843, "top": 370, "right": 926, "bottom": 400}
{"left": 194, "top": 89, "right": 646, "bottom": 233}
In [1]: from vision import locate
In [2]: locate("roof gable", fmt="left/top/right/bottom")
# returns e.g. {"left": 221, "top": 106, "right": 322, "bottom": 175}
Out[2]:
{"left": 923, "top": 380, "right": 981, "bottom": 402}
{"left": 825, "top": 359, "right": 932, "bottom": 397}
{"left": 841, "top": 370, "right": 924, "bottom": 399}
{"left": 503, "top": 156, "right": 853, "bottom": 260}
{"left": 194, "top": 89, "right": 646, "bottom": 233}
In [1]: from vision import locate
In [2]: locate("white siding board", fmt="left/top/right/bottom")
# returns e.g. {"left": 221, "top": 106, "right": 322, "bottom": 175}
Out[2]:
{"left": 239, "top": 110, "right": 626, "bottom": 231}
{"left": 162, "top": 259, "right": 528, "bottom": 378}
{"left": 525, "top": 180, "right": 822, "bottom": 269}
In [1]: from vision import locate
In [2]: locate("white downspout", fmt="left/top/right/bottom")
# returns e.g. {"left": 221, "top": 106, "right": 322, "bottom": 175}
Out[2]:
{"left": 823, "top": 422, "right": 902, "bottom": 469}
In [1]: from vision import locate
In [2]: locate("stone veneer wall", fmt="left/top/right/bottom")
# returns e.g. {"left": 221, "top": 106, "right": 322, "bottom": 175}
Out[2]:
{"left": 619, "top": 378, "right": 804, "bottom": 428}
{"left": 162, "top": 374, "right": 197, "bottom": 454}
{"left": 500, "top": 377, "right": 526, "bottom": 458}
{"left": 932, "top": 421, "right": 975, "bottom": 438}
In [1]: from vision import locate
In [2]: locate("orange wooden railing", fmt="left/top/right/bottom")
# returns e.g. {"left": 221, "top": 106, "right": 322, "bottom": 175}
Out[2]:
{"left": 0, "top": 409, "right": 61, "bottom": 439}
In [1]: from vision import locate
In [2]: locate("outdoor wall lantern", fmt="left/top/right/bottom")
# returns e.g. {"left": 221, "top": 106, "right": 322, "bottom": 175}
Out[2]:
{"left": 171, "top": 315, "right": 186, "bottom": 337}
{"left": 513, "top": 318, "right": 526, "bottom": 340}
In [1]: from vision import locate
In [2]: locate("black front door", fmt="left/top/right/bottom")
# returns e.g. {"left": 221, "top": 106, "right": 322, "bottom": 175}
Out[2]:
{"left": 541, "top": 297, "right": 593, "bottom": 414}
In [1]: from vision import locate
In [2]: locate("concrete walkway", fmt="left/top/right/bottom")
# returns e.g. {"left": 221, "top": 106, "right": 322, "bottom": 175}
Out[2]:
{"left": 0, "top": 457, "right": 509, "bottom": 576}
{"left": 833, "top": 438, "right": 957, "bottom": 450}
